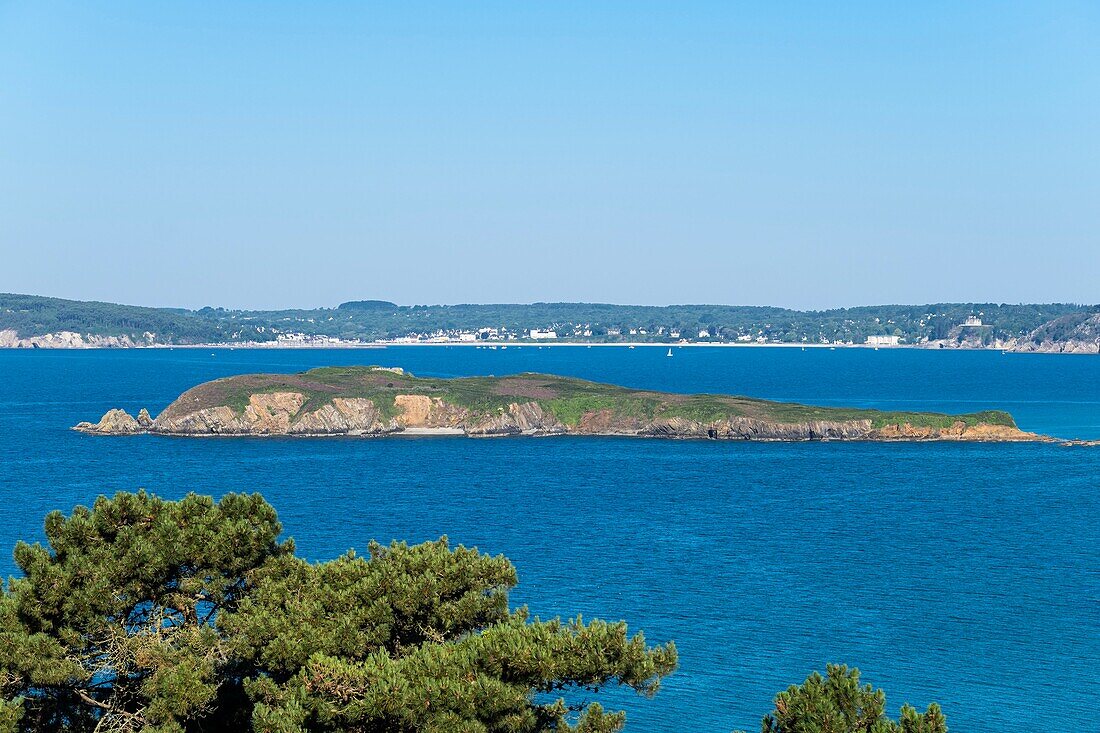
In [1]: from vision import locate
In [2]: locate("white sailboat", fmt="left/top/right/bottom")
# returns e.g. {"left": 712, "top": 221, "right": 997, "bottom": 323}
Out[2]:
{"left": 666, "top": 348, "right": 674, "bottom": 357}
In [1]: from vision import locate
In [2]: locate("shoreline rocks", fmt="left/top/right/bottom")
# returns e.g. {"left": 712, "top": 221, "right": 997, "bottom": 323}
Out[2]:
{"left": 74, "top": 396, "right": 1049, "bottom": 443}
{"left": 72, "top": 367, "right": 1058, "bottom": 443}
{"left": 74, "top": 408, "right": 143, "bottom": 435}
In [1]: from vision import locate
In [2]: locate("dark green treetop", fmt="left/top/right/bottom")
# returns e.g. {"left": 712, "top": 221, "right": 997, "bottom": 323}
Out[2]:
{"left": 1, "top": 491, "right": 289, "bottom": 732}
{"left": 758, "top": 665, "right": 947, "bottom": 733}
{"left": 0, "top": 492, "right": 676, "bottom": 733}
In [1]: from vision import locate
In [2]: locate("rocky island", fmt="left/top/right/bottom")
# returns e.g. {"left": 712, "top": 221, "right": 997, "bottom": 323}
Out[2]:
{"left": 75, "top": 366, "right": 1045, "bottom": 442}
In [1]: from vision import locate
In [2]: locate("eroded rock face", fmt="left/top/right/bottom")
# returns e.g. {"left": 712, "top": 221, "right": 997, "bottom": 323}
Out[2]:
{"left": 241, "top": 392, "right": 306, "bottom": 433}
{"left": 1012, "top": 340, "right": 1100, "bottom": 354}
{"left": 869, "top": 421, "right": 1043, "bottom": 442}
{"left": 467, "top": 402, "right": 566, "bottom": 436}
{"left": 74, "top": 408, "right": 142, "bottom": 435}
{"left": 143, "top": 392, "right": 474, "bottom": 436}
{"left": 73, "top": 384, "right": 1047, "bottom": 442}
{"left": 289, "top": 398, "right": 386, "bottom": 435}
{"left": 153, "top": 392, "right": 306, "bottom": 435}
{"left": 636, "top": 416, "right": 710, "bottom": 438}
{"left": 637, "top": 417, "right": 874, "bottom": 441}
{"left": 393, "top": 395, "right": 469, "bottom": 429}
{"left": 1, "top": 329, "right": 136, "bottom": 349}
{"left": 136, "top": 408, "right": 154, "bottom": 428}
{"left": 873, "top": 422, "right": 950, "bottom": 440}
{"left": 153, "top": 406, "right": 238, "bottom": 434}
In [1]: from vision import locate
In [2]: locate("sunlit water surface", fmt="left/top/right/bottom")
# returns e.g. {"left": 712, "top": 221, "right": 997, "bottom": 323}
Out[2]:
{"left": 1, "top": 347, "right": 1097, "bottom": 732}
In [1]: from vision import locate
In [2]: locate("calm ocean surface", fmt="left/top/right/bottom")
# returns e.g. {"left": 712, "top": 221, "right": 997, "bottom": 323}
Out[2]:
{"left": 1, "top": 346, "right": 1097, "bottom": 732}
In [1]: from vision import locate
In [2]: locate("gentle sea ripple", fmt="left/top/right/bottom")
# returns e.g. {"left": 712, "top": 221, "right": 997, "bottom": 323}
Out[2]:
{"left": 0, "top": 347, "right": 1097, "bottom": 732}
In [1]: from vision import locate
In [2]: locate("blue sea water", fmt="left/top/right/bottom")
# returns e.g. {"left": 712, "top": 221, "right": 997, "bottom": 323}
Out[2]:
{"left": 0, "top": 346, "right": 1098, "bottom": 732}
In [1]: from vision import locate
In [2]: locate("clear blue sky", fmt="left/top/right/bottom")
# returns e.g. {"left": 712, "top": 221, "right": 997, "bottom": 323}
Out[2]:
{"left": 1, "top": 2, "right": 1097, "bottom": 310}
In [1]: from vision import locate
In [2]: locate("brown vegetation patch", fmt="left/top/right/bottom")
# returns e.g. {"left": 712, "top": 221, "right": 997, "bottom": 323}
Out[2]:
{"left": 158, "top": 373, "right": 332, "bottom": 419}
{"left": 577, "top": 409, "right": 617, "bottom": 432}
{"left": 490, "top": 377, "right": 560, "bottom": 400}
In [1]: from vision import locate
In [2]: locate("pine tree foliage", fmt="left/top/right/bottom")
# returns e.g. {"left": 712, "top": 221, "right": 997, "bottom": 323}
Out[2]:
{"left": 759, "top": 665, "right": 947, "bottom": 733}
{"left": 0, "top": 492, "right": 676, "bottom": 733}
{"left": 0, "top": 494, "right": 949, "bottom": 733}
{"left": 0, "top": 491, "right": 289, "bottom": 732}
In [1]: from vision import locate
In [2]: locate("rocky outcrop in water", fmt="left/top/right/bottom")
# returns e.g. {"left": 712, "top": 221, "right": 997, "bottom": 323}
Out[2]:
{"left": 136, "top": 408, "right": 154, "bottom": 428}
{"left": 74, "top": 409, "right": 143, "bottom": 435}
{"left": 74, "top": 367, "right": 1047, "bottom": 443}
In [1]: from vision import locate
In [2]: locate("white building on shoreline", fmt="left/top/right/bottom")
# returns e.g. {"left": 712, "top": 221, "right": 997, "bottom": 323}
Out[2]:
{"left": 529, "top": 329, "right": 558, "bottom": 340}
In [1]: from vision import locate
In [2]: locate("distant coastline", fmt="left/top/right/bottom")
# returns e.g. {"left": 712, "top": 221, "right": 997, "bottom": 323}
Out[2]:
{"left": 3, "top": 293, "right": 1099, "bottom": 353}
{"left": 5, "top": 338, "right": 1098, "bottom": 354}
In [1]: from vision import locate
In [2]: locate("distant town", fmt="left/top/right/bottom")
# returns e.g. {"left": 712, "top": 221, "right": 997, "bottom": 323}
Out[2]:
{"left": 2, "top": 294, "right": 1098, "bottom": 353}
{"left": 196, "top": 312, "right": 1056, "bottom": 351}
{"left": 268, "top": 321, "right": 918, "bottom": 347}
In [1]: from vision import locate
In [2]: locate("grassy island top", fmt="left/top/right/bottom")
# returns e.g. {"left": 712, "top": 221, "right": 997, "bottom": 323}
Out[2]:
{"left": 171, "top": 366, "right": 1017, "bottom": 430}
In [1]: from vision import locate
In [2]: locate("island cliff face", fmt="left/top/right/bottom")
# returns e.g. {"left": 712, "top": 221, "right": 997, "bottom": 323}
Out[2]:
{"left": 75, "top": 367, "right": 1043, "bottom": 442}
